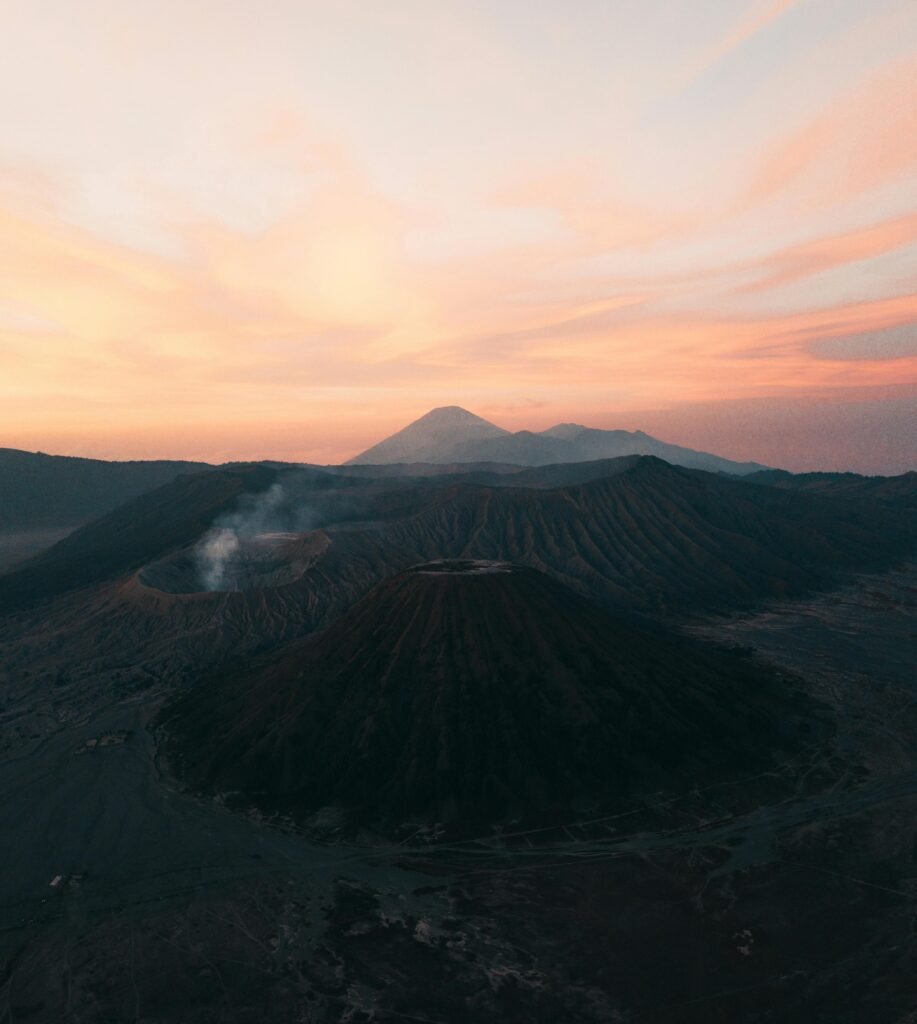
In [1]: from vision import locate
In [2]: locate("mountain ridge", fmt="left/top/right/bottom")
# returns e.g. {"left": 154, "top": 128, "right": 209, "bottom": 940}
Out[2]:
{"left": 0, "top": 448, "right": 214, "bottom": 530}
{"left": 746, "top": 468, "right": 917, "bottom": 509}
{"left": 346, "top": 406, "right": 768, "bottom": 474}
{"left": 5, "top": 455, "right": 915, "bottom": 622}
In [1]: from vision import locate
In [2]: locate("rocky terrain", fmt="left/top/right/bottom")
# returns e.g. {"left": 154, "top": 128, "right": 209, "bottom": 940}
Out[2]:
{"left": 2, "top": 457, "right": 912, "bottom": 760}
{"left": 0, "top": 453, "right": 916, "bottom": 1022}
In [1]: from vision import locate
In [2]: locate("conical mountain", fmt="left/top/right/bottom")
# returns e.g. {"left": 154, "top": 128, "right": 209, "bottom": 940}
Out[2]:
{"left": 346, "top": 406, "right": 767, "bottom": 473}
{"left": 159, "top": 561, "right": 823, "bottom": 829}
{"left": 346, "top": 407, "right": 509, "bottom": 465}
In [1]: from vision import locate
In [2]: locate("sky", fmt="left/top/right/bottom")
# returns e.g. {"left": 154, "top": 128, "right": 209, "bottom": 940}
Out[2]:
{"left": 1, "top": 0, "right": 915, "bottom": 472}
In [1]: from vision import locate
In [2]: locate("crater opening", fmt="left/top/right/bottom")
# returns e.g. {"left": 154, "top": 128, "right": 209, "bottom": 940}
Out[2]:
{"left": 138, "top": 531, "right": 330, "bottom": 594}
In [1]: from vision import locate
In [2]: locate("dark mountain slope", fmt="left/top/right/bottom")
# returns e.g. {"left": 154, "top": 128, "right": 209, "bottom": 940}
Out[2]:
{"left": 747, "top": 469, "right": 917, "bottom": 510}
{"left": 9, "top": 452, "right": 911, "bottom": 638}
{"left": 3, "top": 457, "right": 912, "bottom": 756}
{"left": 0, "top": 462, "right": 454, "bottom": 614}
{"left": 0, "top": 448, "right": 211, "bottom": 530}
{"left": 323, "top": 460, "right": 524, "bottom": 479}
{"left": 0, "top": 527, "right": 419, "bottom": 744}
{"left": 485, "top": 455, "right": 644, "bottom": 489}
{"left": 0, "top": 465, "right": 280, "bottom": 613}
{"left": 327, "top": 457, "right": 644, "bottom": 492}
{"left": 159, "top": 561, "right": 824, "bottom": 828}
{"left": 369, "top": 457, "right": 917, "bottom": 613}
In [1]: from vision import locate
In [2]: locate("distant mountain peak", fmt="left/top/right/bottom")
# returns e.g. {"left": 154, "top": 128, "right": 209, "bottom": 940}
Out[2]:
{"left": 346, "top": 406, "right": 508, "bottom": 466}
{"left": 415, "top": 406, "right": 498, "bottom": 426}
{"left": 347, "top": 407, "right": 769, "bottom": 474}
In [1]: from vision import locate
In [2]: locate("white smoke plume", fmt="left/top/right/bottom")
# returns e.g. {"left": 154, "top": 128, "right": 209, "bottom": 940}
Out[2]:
{"left": 195, "top": 482, "right": 292, "bottom": 592}
{"left": 197, "top": 528, "right": 241, "bottom": 591}
{"left": 192, "top": 469, "right": 379, "bottom": 591}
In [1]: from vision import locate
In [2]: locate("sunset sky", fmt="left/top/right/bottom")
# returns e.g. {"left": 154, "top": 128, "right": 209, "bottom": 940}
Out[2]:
{"left": 2, "top": 0, "right": 915, "bottom": 472}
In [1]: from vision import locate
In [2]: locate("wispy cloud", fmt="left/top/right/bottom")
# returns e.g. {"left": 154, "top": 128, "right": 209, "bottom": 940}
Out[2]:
{"left": 676, "top": 0, "right": 802, "bottom": 91}
{"left": 738, "top": 55, "right": 917, "bottom": 211}
{"left": 0, "top": 0, "right": 914, "bottom": 469}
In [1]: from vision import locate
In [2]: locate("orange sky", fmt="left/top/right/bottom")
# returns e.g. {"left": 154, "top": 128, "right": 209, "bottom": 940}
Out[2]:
{"left": 1, "top": 0, "right": 915, "bottom": 471}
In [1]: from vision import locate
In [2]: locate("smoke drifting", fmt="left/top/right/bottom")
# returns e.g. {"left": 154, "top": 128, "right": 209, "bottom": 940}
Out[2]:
{"left": 197, "top": 528, "right": 241, "bottom": 591}
{"left": 195, "top": 481, "right": 317, "bottom": 592}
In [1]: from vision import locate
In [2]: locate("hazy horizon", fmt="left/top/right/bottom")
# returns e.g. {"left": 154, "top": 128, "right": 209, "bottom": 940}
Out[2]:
{"left": 4, "top": 385, "right": 914, "bottom": 475}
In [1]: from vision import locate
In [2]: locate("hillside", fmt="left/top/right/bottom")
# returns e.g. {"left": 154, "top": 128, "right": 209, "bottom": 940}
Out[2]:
{"left": 0, "top": 465, "right": 280, "bottom": 613}
{"left": 2, "top": 457, "right": 914, "bottom": 733}
{"left": 2, "top": 454, "right": 913, "bottom": 645}
{"left": 158, "top": 561, "right": 824, "bottom": 829}
{"left": 130, "top": 456, "right": 917, "bottom": 616}
{"left": 367, "top": 457, "right": 917, "bottom": 613}
{"left": 0, "top": 448, "right": 212, "bottom": 530}
{"left": 747, "top": 469, "right": 917, "bottom": 509}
